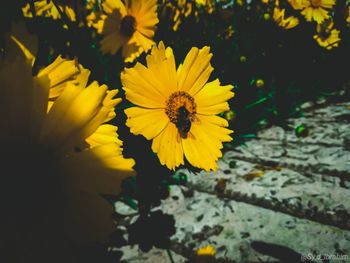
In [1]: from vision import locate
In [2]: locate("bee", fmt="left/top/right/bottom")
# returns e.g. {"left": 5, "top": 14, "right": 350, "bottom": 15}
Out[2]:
{"left": 176, "top": 106, "right": 192, "bottom": 138}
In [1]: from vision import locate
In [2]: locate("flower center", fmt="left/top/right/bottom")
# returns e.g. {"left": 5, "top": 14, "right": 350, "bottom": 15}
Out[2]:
{"left": 310, "top": 0, "right": 321, "bottom": 8}
{"left": 120, "top": 15, "right": 137, "bottom": 37}
{"left": 165, "top": 91, "right": 196, "bottom": 137}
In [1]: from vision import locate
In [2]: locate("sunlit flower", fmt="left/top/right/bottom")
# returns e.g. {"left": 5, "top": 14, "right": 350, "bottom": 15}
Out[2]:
{"left": 0, "top": 23, "right": 135, "bottom": 261}
{"left": 273, "top": 7, "right": 299, "bottom": 29}
{"left": 299, "top": 0, "right": 336, "bottom": 24}
{"left": 22, "top": 0, "right": 76, "bottom": 21}
{"left": 313, "top": 19, "right": 340, "bottom": 49}
{"left": 122, "top": 42, "right": 234, "bottom": 171}
{"left": 95, "top": 0, "right": 158, "bottom": 62}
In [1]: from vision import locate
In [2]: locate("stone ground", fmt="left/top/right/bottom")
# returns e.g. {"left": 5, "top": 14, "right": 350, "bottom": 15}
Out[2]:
{"left": 116, "top": 98, "right": 350, "bottom": 263}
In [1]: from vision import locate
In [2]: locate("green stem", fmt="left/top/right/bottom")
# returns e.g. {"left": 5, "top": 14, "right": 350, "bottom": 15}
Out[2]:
{"left": 166, "top": 249, "right": 175, "bottom": 263}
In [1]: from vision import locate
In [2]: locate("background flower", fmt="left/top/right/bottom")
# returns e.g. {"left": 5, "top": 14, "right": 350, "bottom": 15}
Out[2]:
{"left": 122, "top": 42, "right": 234, "bottom": 171}
{"left": 95, "top": 0, "right": 159, "bottom": 62}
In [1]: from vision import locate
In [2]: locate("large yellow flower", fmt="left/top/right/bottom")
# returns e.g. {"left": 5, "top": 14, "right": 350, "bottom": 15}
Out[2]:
{"left": 95, "top": 0, "right": 159, "bottom": 62}
{"left": 299, "top": 0, "right": 336, "bottom": 24}
{"left": 0, "top": 23, "right": 135, "bottom": 261}
{"left": 122, "top": 42, "right": 234, "bottom": 171}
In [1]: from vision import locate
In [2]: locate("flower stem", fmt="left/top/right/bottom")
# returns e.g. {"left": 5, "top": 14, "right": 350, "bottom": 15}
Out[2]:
{"left": 166, "top": 249, "right": 175, "bottom": 263}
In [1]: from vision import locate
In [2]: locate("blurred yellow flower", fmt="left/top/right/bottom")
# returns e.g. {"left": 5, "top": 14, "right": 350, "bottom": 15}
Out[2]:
{"left": 95, "top": 0, "right": 159, "bottom": 62}
{"left": 0, "top": 23, "right": 135, "bottom": 261}
{"left": 22, "top": 0, "right": 76, "bottom": 21}
{"left": 122, "top": 42, "right": 234, "bottom": 171}
{"left": 197, "top": 245, "right": 216, "bottom": 256}
{"left": 195, "top": 0, "right": 215, "bottom": 13}
{"left": 273, "top": 7, "right": 299, "bottom": 29}
{"left": 313, "top": 19, "right": 340, "bottom": 50}
{"left": 164, "top": 0, "right": 194, "bottom": 31}
{"left": 299, "top": 0, "right": 336, "bottom": 24}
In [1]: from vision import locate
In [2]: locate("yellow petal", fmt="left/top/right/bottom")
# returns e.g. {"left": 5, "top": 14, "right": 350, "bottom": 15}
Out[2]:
{"left": 301, "top": 7, "right": 313, "bottom": 21}
{"left": 39, "top": 81, "right": 108, "bottom": 149}
{"left": 195, "top": 79, "right": 234, "bottom": 115}
{"left": 101, "top": 10, "right": 123, "bottom": 34}
{"left": 177, "top": 46, "right": 213, "bottom": 96}
{"left": 100, "top": 30, "right": 128, "bottom": 55}
{"left": 133, "top": 30, "right": 155, "bottom": 52}
{"left": 102, "top": 0, "right": 127, "bottom": 16}
{"left": 196, "top": 115, "right": 233, "bottom": 143}
{"left": 125, "top": 107, "right": 169, "bottom": 140}
{"left": 122, "top": 41, "right": 143, "bottom": 62}
{"left": 145, "top": 42, "right": 177, "bottom": 96}
{"left": 182, "top": 115, "right": 233, "bottom": 171}
{"left": 151, "top": 122, "right": 184, "bottom": 170}
{"left": 313, "top": 7, "right": 329, "bottom": 24}
{"left": 321, "top": 0, "right": 335, "bottom": 9}
{"left": 36, "top": 56, "right": 87, "bottom": 99}
{"left": 134, "top": 0, "right": 159, "bottom": 30}
{"left": 62, "top": 143, "right": 135, "bottom": 195}
{"left": 86, "top": 124, "right": 123, "bottom": 148}
{"left": 122, "top": 61, "right": 168, "bottom": 108}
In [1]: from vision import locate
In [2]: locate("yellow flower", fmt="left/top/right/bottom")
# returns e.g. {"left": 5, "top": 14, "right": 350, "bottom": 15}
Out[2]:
{"left": 95, "top": 0, "right": 159, "bottom": 62}
{"left": 313, "top": 19, "right": 340, "bottom": 49}
{"left": 122, "top": 42, "right": 234, "bottom": 171}
{"left": 197, "top": 245, "right": 216, "bottom": 256}
{"left": 22, "top": 0, "right": 76, "bottom": 21}
{"left": 195, "top": 0, "right": 215, "bottom": 14}
{"left": 0, "top": 23, "right": 135, "bottom": 261}
{"left": 299, "top": 0, "right": 336, "bottom": 24}
{"left": 273, "top": 7, "right": 299, "bottom": 29}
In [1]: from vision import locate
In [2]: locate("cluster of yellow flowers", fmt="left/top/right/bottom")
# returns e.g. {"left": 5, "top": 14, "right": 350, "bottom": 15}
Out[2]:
{"left": 263, "top": 0, "right": 344, "bottom": 50}
{"left": 2, "top": 1, "right": 234, "bottom": 259}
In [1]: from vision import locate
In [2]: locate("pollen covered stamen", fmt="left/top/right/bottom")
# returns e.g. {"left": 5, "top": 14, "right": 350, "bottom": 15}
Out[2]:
{"left": 165, "top": 91, "right": 196, "bottom": 124}
{"left": 120, "top": 15, "right": 136, "bottom": 37}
